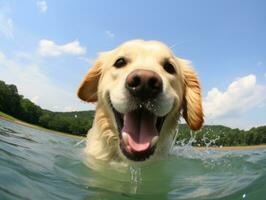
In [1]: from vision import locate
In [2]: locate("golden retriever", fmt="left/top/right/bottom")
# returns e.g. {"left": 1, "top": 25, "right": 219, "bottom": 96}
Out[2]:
{"left": 77, "top": 40, "right": 203, "bottom": 162}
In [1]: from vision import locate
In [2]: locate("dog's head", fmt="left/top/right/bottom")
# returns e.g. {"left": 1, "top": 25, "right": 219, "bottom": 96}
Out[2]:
{"left": 78, "top": 40, "right": 203, "bottom": 161}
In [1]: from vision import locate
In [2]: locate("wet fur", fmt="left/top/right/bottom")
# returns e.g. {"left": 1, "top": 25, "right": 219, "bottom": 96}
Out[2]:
{"left": 77, "top": 40, "right": 203, "bottom": 162}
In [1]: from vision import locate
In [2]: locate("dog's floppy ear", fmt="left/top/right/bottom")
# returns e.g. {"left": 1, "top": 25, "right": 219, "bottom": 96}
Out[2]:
{"left": 77, "top": 60, "right": 102, "bottom": 102}
{"left": 178, "top": 58, "right": 204, "bottom": 130}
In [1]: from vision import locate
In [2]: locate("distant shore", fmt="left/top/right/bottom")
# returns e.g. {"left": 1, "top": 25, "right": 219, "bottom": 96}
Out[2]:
{"left": 195, "top": 145, "right": 266, "bottom": 151}
{"left": 1, "top": 111, "right": 266, "bottom": 150}
{"left": 0, "top": 112, "right": 84, "bottom": 139}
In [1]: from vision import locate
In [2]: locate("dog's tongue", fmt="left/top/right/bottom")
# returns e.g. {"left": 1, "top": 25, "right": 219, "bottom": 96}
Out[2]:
{"left": 122, "top": 109, "right": 158, "bottom": 152}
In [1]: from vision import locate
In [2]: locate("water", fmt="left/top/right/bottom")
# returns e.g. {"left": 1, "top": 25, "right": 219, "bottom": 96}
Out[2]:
{"left": 0, "top": 118, "right": 265, "bottom": 200}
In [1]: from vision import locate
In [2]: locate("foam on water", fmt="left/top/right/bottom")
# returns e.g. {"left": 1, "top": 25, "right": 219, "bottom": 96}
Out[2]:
{"left": 0, "top": 118, "right": 265, "bottom": 200}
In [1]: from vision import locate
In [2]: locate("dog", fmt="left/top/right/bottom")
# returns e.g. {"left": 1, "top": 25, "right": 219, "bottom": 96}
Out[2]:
{"left": 77, "top": 40, "right": 203, "bottom": 162}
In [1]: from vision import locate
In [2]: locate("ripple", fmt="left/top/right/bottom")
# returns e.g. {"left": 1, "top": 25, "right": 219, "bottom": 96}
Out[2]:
{"left": 0, "top": 119, "right": 265, "bottom": 200}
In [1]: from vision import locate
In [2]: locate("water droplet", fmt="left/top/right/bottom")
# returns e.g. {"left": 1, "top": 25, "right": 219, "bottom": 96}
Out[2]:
{"left": 129, "top": 166, "right": 142, "bottom": 184}
{"left": 129, "top": 166, "right": 142, "bottom": 194}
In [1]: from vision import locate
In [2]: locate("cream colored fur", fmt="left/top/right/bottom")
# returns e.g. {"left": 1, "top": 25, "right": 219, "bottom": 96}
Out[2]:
{"left": 77, "top": 40, "right": 203, "bottom": 162}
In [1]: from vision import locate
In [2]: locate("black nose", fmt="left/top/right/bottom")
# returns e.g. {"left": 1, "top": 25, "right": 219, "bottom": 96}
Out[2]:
{"left": 126, "top": 69, "right": 162, "bottom": 100}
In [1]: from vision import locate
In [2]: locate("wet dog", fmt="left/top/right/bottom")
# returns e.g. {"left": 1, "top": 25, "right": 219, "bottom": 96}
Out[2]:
{"left": 78, "top": 40, "right": 203, "bottom": 162}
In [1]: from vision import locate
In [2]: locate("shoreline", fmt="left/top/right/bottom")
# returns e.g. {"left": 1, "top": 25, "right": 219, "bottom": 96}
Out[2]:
{"left": 0, "top": 112, "right": 84, "bottom": 139}
{"left": 194, "top": 145, "right": 266, "bottom": 151}
{"left": 0, "top": 112, "right": 265, "bottom": 150}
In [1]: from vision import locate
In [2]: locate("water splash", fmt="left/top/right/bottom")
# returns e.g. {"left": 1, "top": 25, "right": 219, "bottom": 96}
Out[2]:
{"left": 73, "top": 138, "right": 86, "bottom": 147}
{"left": 129, "top": 166, "right": 142, "bottom": 184}
{"left": 169, "top": 128, "right": 179, "bottom": 153}
{"left": 201, "top": 133, "right": 220, "bottom": 150}
{"left": 170, "top": 129, "right": 231, "bottom": 169}
{"left": 176, "top": 130, "right": 197, "bottom": 147}
{"left": 129, "top": 166, "right": 142, "bottom": 194}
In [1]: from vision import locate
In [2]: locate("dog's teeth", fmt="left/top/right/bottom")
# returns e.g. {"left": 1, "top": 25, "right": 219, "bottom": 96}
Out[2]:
{"left": 151, "top": 136, "right": 159, "bottom": 147}
{"left": 122, "top": 132, "right": 129, "bottom": 145}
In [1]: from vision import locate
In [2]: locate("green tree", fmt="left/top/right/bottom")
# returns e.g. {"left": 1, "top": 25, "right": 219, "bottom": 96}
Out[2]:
{"left": 20, "top": 98, "right": 42, "bottom": 124}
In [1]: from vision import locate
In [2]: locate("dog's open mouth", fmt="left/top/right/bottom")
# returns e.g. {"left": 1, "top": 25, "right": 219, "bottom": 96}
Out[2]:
{"left": 112, "top": 105, "right": 165, "bottom": 161}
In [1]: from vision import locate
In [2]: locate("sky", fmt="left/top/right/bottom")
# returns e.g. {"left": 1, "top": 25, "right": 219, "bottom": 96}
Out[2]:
{"left": 0, "top": 0, "right": 265, "bottom": 129}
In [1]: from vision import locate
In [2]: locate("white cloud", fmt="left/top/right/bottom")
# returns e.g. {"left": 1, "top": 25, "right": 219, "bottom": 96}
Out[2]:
{"left": 37, "top": 1, "right": 48, "bottom": 13}
{"left": 0, "top": 8, "right": 14, "bottom": 37}
{"left": 105, "top": 30, "right": 115, "bottom": 38}
{"left": 0, "top": 51, "right": 94, "bottom": 111}
{"left": 38, "top": 39, "right": 86, "bottom": 57}
{"left": 204, "top": 74, "right": 266, "bottom": 120}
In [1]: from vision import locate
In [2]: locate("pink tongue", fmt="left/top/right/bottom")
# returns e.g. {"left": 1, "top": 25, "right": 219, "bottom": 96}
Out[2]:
{"left": 127, "top": 137, "right": 150, "bottom": 152}
{"left": 122, "top": 109, "right": 158, "bottom": 152}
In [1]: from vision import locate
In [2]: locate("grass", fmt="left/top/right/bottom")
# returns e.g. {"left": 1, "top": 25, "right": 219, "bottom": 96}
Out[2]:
{"left": 0, "top": 111, "right": 18, "bottom": 121}
{"left": 0, "top": 111, "right": 84, "bottom": 139}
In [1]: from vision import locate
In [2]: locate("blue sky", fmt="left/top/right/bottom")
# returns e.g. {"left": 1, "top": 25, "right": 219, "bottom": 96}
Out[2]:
{"left": 0, "top": 0, "right": 265, "bottom": 129}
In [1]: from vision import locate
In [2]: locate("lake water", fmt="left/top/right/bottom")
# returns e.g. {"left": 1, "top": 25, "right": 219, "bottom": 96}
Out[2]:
{"left": 0, "top": 118, "right": 265, "bottom": 200}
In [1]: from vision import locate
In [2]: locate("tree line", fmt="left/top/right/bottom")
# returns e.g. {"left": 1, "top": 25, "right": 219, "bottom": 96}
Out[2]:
{"left": 0, "top": 80, "right": 93, "bottom": 136}
{"left": 0, "top": 80, "right": 265, "bottom": 145}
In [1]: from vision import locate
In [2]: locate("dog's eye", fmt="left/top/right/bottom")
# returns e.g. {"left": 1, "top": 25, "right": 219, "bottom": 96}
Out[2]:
{"left": 163, "top": 61, "right": 176, "bottom": 74}
{"left": 114, "top": 57, "right": 127, "bottom": 68}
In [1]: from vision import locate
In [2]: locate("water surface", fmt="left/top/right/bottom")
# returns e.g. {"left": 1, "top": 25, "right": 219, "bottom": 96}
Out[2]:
{"left": 0, "top": 118, "right": 265, "bottom": 200}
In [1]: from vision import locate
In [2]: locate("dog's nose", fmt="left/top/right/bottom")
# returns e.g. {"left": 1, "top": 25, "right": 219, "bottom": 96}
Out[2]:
{"left": 126, "top": 69, "right": 162, "bottom": 99}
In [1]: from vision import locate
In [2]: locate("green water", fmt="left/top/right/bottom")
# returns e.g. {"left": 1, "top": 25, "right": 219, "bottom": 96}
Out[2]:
{"left": 0, "top": 118, "right": 265, "bottom": 200}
